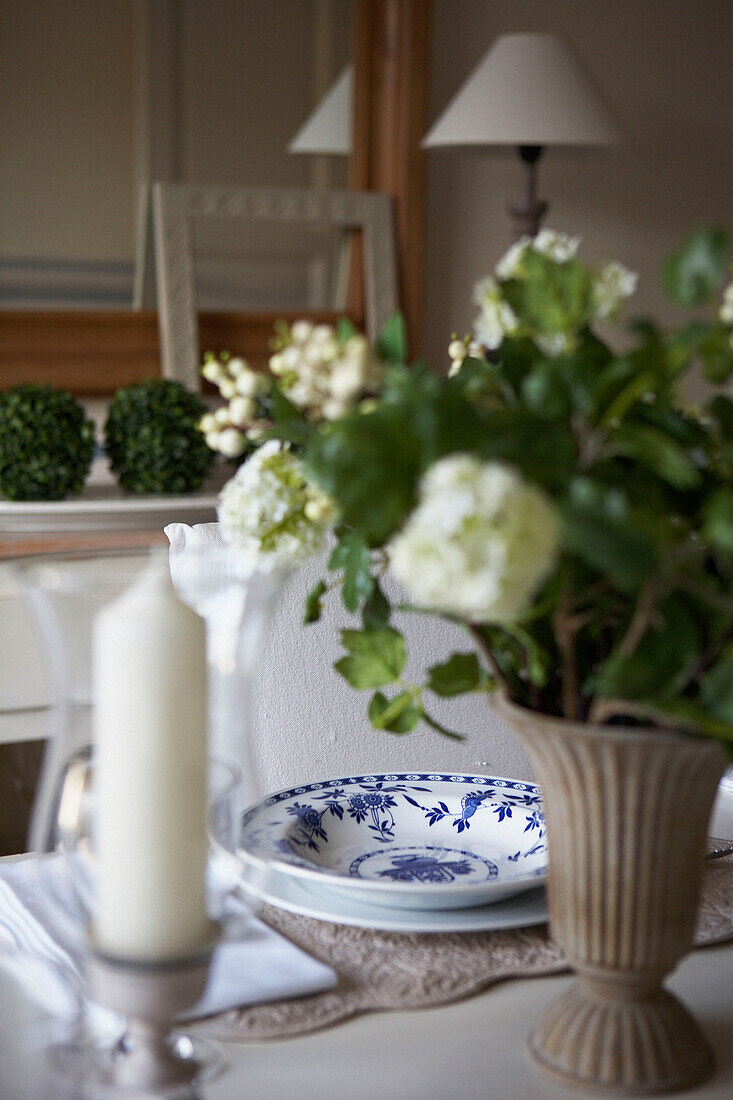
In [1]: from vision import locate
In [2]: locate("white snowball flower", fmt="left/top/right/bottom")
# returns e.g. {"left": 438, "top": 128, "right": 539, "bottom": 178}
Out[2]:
{"left": 472, "top": 277, "right": 519, "bottom": 350}
{"left": 198, "top": 412, "right": 217, "bottom": 434}
{"left": 217, "top": 441, "right": 332, "bottom": 572}
{"left": 720, "top": 283, "right": 733, "bottom": 326}
{"left": 389, "top": 455, "right": 560, "bottom": 624}
{"left": 593, "top": 261, "right": 638, "bottom": 321}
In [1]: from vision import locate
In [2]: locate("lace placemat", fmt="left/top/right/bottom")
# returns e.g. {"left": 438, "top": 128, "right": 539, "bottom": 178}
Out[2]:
{"left": 197, "top": 853, "right": 733, "bottom": 1044}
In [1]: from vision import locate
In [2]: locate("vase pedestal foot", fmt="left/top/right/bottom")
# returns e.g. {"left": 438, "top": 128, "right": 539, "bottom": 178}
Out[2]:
{"left": 527, "top": 982, "right": 714, "bottom": 1096}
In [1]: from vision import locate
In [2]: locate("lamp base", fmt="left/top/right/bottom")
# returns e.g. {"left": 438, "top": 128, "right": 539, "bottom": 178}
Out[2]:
{"left": 508, "top": 145, "right": 548, "bottom": 240}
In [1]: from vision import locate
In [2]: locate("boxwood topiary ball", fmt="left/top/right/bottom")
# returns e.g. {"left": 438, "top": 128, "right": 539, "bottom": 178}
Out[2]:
{"left": 104, "top": 379, "right": 215, "bottom": 494}
{"left": 0, "top": 384, "right": 96, "bottom": 501}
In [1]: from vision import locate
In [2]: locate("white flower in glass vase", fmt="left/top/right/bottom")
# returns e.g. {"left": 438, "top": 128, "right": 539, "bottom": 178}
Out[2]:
{"left": 389, "top": 455, "right": 559, "bottom": 623}
{"left": 218, "top": 440, "right": 333, "bottom": 571}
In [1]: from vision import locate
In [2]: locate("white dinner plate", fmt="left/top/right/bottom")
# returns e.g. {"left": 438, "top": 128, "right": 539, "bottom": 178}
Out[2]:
{"left": 238, "top": 859, "right": 548, "bottom": 933}
{"left": 238, "top": 773, "right": 547, "bottom": 911}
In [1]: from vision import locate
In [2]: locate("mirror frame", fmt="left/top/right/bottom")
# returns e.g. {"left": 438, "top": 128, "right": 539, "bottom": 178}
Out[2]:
{"left": 0, "top": 0, "right": 429, "bottom": 396}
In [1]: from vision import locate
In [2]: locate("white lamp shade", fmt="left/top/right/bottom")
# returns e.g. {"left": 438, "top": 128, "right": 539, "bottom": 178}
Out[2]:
{"left": 289, "top": 66, "right": 352, "bottom": 155}
{"left": 423, "top": 33, "right": 621, "bottom": 148}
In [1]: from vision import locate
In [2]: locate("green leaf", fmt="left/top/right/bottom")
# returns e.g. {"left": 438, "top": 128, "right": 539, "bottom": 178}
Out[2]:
{"left": 368, "top": 690, "right": 421, "bottom": 733}
{"left": 335, "top": 655, "right": 395, "bottom": 690}
{"left": 653, "top": 700, "right": 733, "bottom": 753}
{"left": 660, "top": 226, "right": 730, "bottom": 306}
{"left": 699, "top": 326, "right": 733, "bottom": 384}
{"left": 608, "top": 425, "right": 701, "bottom": 489}
{"left": 341, "top": 626, "right": 406, "bottom": 672}
{"left": 499, "top": 625, "right": 551, "bottom": 688}
{"left": 699, "top": 647, "right": 733, "bottom": 726}
{"left": 336, "top": 317, "right": 357, "bottom": 342}
{"left": 335, "top": 627, "right": 407, "bottom": 689}
{"left": 376, "top": 313, "right": 408, "bottom": 364}
{"left": 708, "top": 396, "right": 733, "bottom": 440}
{"left": 588, "top": 595, "right": 700, "bottom": 702}
{"left": 702, "top": 487, "right": 733, "bottom": 555}
{"left": 362, "top": 579, "right": 391, "bottom": 629}
{"left": 502, "top": 251, "right": 595, "bottom": 335}
{"left": 303, "top": 579, "right": 327, "bottom": 624}
{"left": 328, "top": 530, "right": 374, "bottom": 611}
{"left": 267, "top": 385, "right": 313, "bottom": 445}
{"left": 427, "top": 653, "right": 482, "bottom": 696}
{"left": 560, "top": 478, "right": 662, "bottom": 590}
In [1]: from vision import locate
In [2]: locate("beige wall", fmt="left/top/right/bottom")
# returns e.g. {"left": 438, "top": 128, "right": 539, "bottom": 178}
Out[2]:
{"left": 423, "top": 0, "right": 733, "bottom": 360}
{"left": 0, "top": 0, "right": 350, "bottom": 267}
{"left": 0, "top": 0, "right": 136, "bottom": 261}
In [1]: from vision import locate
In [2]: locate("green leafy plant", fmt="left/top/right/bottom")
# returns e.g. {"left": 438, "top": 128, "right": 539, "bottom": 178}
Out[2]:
{"left": 0, "top": 384, "right": 95, "bottom": 501}
{"left": 221, "top": 227, "right": 733, "bottom": 754}
{"left": 105, "top": 379, "right": 216, "bottom": 494}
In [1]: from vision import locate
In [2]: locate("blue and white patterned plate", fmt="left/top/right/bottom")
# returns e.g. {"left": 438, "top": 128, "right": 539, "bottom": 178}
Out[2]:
{"left": 238, "top": 773, "right": 547, "bottom": 911}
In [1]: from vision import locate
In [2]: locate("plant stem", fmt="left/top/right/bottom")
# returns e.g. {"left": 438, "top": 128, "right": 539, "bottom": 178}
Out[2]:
{"left": 468, "top": 625, "right": 514, "bottom": 700}
{"left": 617, "top": 579, "right": 659, "bottom": 659}
{"left": 686, "top": 625, "right": 733, "bottom": 686}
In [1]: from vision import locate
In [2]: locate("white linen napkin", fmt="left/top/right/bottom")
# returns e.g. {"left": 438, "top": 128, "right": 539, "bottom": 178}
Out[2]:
{"left": 0, "top": 855, "right": 337, "bottom": 1021}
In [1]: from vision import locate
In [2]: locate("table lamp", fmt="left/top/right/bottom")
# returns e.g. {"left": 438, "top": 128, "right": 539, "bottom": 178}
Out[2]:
{"left": 289, "top": 65, "right": 353, "bottom": 156}
{"left": 423, "top": 33, "right": 621, "bottom": 239}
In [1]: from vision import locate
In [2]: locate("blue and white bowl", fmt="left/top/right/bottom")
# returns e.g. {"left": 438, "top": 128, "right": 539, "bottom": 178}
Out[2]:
{"left": 238, "top": 773, "right": 547, "bottom": 911}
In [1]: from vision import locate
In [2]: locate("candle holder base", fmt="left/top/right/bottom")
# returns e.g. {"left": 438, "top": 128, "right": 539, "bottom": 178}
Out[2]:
{"left": 58, "top": 932, "right": 225, "bottom": 1097}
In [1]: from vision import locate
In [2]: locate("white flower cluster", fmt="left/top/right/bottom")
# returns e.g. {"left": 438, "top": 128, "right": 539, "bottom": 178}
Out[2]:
{"left": 448, "top": 334, "right": 486, "bottom": 376}
{"left": 456, "top": 230, "right": 639, "bottom": 365}
{"left": 470, "top": 230, "right": 581, "bottom": 355}
{"left": 472, "top": 277, "right": 519, "bottom": 350}
{"left": 199, "top": 355, "right": 269, "bottom": 458}
{"left": 269, "top": 321, "right": 382, "bottom": 421}
{"left": 495, "top": 228, "right": 581, "bottom": 279}
{"left": 593, "top": 261, "right": 639, "bottom": 321}
{"left": 217, "top": 441, "right": 334, "bottom": 572}
{"left": 389, "top": 454, "right": 560, "bottom": 624}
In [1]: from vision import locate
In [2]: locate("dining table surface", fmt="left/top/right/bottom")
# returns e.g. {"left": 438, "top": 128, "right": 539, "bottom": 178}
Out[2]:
{"left": 0, "top": 793, "right": 731, "bottom": 1100}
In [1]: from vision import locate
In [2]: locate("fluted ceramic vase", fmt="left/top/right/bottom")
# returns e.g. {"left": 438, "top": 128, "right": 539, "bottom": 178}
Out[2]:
{"left": 496, "top": 695, "right": 727, "bottom": 1096}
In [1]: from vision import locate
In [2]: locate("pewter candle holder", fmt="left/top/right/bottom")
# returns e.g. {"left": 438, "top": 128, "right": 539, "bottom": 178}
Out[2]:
{"left": 85, "top": 926, "right": 221, "bottom": 1098}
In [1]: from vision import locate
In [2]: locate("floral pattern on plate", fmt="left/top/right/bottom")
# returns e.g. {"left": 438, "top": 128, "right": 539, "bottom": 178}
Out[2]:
{"left": 238, "top": 773, "right": 547, "bottom": 911}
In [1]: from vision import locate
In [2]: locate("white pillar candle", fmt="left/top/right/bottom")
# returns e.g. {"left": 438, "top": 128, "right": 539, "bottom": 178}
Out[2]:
{"left": 93, "top": 556, "right": 210, "bottom": 961}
